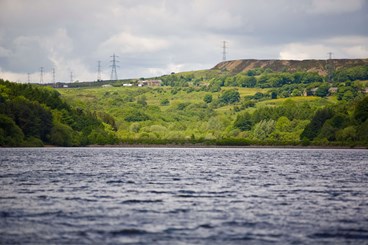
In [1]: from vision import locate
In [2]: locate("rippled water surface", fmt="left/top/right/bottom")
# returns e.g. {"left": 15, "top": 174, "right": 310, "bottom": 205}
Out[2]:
{"left": 1, "top": 147, "right": 368, "bottom": 244}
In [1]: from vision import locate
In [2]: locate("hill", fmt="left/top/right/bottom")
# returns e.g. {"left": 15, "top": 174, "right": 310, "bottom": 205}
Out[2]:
{"left": 212, "top": 59, "right": 368, "bottom": 76}
{"left": 1, "top": 58, "right": 368, "bottom": 147}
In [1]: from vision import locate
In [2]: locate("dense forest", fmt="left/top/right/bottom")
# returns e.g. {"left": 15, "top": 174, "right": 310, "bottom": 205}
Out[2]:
{"left": 1, "top": 63, "right": 368, "bottom": 147}
{"left": 0, "top": 79, "right": 117, "bottom": 146}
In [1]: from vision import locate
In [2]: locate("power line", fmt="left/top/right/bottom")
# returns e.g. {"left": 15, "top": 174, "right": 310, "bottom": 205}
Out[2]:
{"left": 52, "top": 68, "right": 56, "bottom": 85}
{"left": 222, "top": 41, "right": 227, "bottom": 61}
{"left": 70, "top": 71, "right": 73, "bottom": 83}
{"left": 97, "top": 60, "right": 102, "bottom": 81}
{"left": 40, "top": 67, "right": 44, "bottom": 84}
{"left": 110, "top": 54, "right": 119, "bottom": 81}
{"left": 326, "top": 52, "right": 334, "bottom": 82}
{"left": 328, "top": 52, "right": 333, "bottom": 60}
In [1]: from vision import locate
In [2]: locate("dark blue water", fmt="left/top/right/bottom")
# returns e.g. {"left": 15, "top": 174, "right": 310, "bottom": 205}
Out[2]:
{"left": 0, "top": 148, "right": 367, "bottom": 244}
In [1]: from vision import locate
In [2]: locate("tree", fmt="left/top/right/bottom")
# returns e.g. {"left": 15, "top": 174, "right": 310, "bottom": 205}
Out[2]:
{"left": 300, "top": 108, "right": 334, "bottom": 140}
{"left": 271, "top": 91, "right": 277, "bottom": 99}
{"left": 0, "top": 114, "right": 24, "bottom": 146}
{"left": 315, "top": 83, "right": 330, "bottom": 97}
{"left": 8, "top": 96, "right": 52, "bottom": 141}
{"left": 354, "top": 96, "right": 368, "bottom": 123}
{"left": 275, "top": 116, "right": 292, "bottom": 132}
{"left": 253, "top": 120, "right": 275, "bottom": 140}
{"left": 237, "top": 76, "right": 256, "bottom": 87}
{"left": 336, "top": 126, "right": 357, "bottom": 142}
{"left": 203, "top": 94, "right": 213, "bottom": 103}
{"left": 234, "top": 112, "right": 253, "bottom": 131}
{"left": 253, "top": 92, "right": 265, "bottom": 100}
{"left": 219, "top": 89, "right": 240, "bottom": 104}
{"left": 124, "top": 110, "right": 150, "bottom": 122}
{"left": 49, "top": 123, "right": 74, "bottom": 146}
{"left": 160, "top": 98, "right": 170, "bottom": 106}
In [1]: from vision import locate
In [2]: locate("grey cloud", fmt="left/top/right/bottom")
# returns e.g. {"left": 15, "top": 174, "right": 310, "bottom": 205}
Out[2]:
{"left": 0, "top": 0, "right": 367, "bottom": 82}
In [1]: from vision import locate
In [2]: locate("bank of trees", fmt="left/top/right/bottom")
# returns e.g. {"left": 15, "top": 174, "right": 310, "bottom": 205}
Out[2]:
{"left": 160, "top": 66, "right": 368, "bottom": 103}
{"left": 232, "top": 97, "right": 368, "bottom": 145}
{"left": 2, "top": 62, "right": 368, "bottom": 147}
{"left": 0, "top": 79, "right": 117, "bottom": 146}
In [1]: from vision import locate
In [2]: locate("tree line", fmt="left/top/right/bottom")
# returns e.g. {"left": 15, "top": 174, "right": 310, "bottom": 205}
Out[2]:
{"left": 233, "top": 97, "right": 368, "bottom": 146}
{"left": 0, "top": 79, "right": 117, "bottom": 146}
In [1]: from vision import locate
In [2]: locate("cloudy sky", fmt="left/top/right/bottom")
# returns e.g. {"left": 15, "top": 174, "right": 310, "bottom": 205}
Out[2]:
{"left": 0, "top": 0, "right": 367, "bottom": 83}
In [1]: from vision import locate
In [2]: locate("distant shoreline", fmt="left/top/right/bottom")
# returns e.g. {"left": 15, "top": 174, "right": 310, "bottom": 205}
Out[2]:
{"left": 39, "top": 143, "right": 366, "bottom": 149}
{"left": 2, "top": 143, "right": 366, "bottom": 149}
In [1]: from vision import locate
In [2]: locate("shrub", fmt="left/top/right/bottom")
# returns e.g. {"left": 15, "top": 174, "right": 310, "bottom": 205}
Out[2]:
{"left": 160, "top": 98, "right": 170, "bottom": 106}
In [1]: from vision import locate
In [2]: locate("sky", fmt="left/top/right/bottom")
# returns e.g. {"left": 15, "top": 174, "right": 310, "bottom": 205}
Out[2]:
{"left": 0, "top": 0, "right": 367, "bottom": 83}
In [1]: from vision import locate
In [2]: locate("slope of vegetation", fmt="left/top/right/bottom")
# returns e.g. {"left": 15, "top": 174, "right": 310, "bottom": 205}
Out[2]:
{"left": 57, "top": 63, "right": 368, "bottom": 147}
{"left": 0, "top": 79, "right": 117, "bottom": 146}
{"left": 1, "top": 60, "right": 368, "bottom": 147}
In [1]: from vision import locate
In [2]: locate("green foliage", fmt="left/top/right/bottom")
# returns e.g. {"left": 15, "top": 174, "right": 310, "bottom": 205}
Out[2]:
{"left": 356, "top": 120, "right": 368, "bottom": 142}
{"left": 256, "top": 72, "right": 323, "bottom": 88}
{"left": 300, "top": 108, "right": 334, "bottom": 140}
{"left": 0, "top": 79, "right": 112, "bottom": 146}
{"left": 1, "top": 60, "right": 367, "bottom": 148}
{"left": 160, "top": 98, "right": 170, "bottom": 106}
{"left": 137, "top": 95, "right": 147, "bottom": 106}
{"left": 252, "top": 100, "right": 314, "bottom": 123}
{"left": 219, "top": 89, "right": 240, "bottom": 105}
{"left": 315, "top": 83, "right": 330, "bottom": 97}
{"left": 87, "top": 128, "right": 118, "bottom": 145}
{"left": 238, "top": 76, "right": 257, "bottom": 87}
{"left": 234, "top": 112, "right": 253, "bottom": 131}
{"left": 334, "top": 66, "right": 368, "bottom": 82}
{"left": 337, "top": 84, "right": 358, "bottom": 101}
{"left": 253, "top": 120, "right": 276, "bottom": 140}
{"left": 336, "top": 126, "right": 357, "bottom": 142}
{"left": 49, "top": 123, "right": 74, "bottom": 146}
{"left": 203, "top": 94, "right": 213, "bottom": 103}
{"left": 3, "top": 62, "right": 364, "bottom": 147}
{"left": 354, "top": 96, "right": 368, "bottom": 123}
{"left": 124, "top": 110, "right": 150, "bottom": 122}
{"left": 0, "top": 114, "right": 24, "bottom": 146}
{"left": 97, "top": 111, "right": 117, "bottom": 130}
{"left": 6, "top": 96, "right": 52, "bottom": 141}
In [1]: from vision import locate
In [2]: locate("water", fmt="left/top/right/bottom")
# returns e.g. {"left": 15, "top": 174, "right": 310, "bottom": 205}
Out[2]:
{"left": 0, "top": 148, "right": 367, "bottom": 244}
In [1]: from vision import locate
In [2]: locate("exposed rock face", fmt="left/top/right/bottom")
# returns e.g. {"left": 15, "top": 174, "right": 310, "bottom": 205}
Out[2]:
{"left": 212, "top": 59, "right": 368, "bottom": 75}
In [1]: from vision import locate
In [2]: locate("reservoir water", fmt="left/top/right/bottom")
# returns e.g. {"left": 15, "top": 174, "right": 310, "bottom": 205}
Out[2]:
{"left": 0, "top": 147, "right": 367, "bottom": 244}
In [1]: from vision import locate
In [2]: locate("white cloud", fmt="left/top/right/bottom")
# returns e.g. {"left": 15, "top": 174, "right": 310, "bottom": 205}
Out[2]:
{"left": 279, "top": 43, "right": 329, "bottom": 60}
{"left": 279, "top": 36, "right": 368, "bottom": 60}
{"left": 0, "top": 70, "right": 26, "bottom": 83}
{"left": 98, "top": 32, "right": 170, "bottom": 55}
{"left": 342, "top": 45, "right": 368, "bottom": 58}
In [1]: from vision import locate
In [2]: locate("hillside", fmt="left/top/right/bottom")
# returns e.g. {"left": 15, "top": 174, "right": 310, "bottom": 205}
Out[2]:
{"left": 1, "top": 59, "right": 368, "bottom": 147}
{"left": 212, "top": 59, "right": 368, "bottom": 76}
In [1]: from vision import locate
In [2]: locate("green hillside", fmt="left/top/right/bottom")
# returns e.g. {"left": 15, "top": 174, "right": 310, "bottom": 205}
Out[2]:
{"left": 1, "top": 59, "right": 368, "bottom": 147}
{"left": 0, "top": 79, "right": 118, "bottom": 146}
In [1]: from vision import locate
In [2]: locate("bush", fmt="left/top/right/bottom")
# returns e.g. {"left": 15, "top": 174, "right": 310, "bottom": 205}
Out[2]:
{"left": 160, "top": 98, "right": 170, "bottom": 106}
{"left": 316, "top": 83, "right": 330, "bottom": 97}
{"left": 203, "top": 94, "right": 213, "bottom": 103}
{"left": 300, "top": 108, "right": 334, "bottom": 140}
{"left": 234, "top": 112, "right": 253, "bottom": 131}
{"left": 219, "top": 89, "right": 240, "bottom": 105}
{"left": 124, "top": 110, "right": 150, "bottom": 122}
{"left": 49, "top": 123, "right": 74, "bottom": 146}
{"left": 0, "top": 114, "right": 24, "bottom": 146}
{"left": 354, "top": 96, "right": 368, "bottom": 123}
